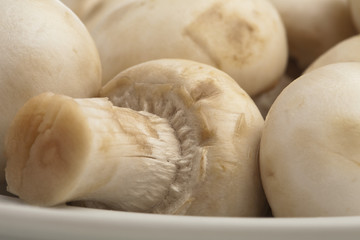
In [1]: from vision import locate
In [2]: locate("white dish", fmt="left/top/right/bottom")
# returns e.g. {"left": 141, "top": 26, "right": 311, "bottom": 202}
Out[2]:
{"left": 0, "top": 194, "right": 359, "bottom": 240}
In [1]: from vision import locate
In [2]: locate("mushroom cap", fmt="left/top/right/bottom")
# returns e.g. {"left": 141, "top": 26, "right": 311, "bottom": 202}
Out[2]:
{"left": 0, "top": 0, "right": 102, "bottom": 182}
{"left": 269, "top": 0, "right": 356, "bottom": 69}
{"left": 100, "top": 59, "right": 267, "bottom": 216}
{"left": 79, "top": 0, "right": 287, "bottom": 96}
{"left": 305, "top": 34, "right": 360, "bottom": 73}
{"left": 349, "top": 0, "right": 360, "bottom": 32}
{"left": 260, "top": 62, "right": 360, "bottom": 217}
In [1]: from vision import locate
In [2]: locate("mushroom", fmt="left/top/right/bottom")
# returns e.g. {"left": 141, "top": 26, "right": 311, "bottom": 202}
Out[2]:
{"left": 260, "top": 62, "right": 360, "bottom": 217}
{"left": 269, "top": 0, "right": 356, "bottom": 70}
{"left": 305, "top": 34, "right": 360, "bottom": 73}
{"left": 0, "top": 0, "right": 102, "bottom": 185}
{"left": 349, "top": 0, "right": 360, "bottom": 32}
{"left": 5, "top": 59, "right": 267, "bottom": 217}
{"left": 63, "top": 0, "right": 288, "bottom": 96}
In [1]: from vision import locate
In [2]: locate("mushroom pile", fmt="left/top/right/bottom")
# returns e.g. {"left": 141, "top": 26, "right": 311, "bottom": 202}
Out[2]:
{"left": 2, "top": 0, "right": 360, "bottom": 218}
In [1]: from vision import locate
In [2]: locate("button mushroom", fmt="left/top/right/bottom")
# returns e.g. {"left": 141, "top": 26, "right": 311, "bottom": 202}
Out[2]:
{"left": 0, "top": 0, "right": 102, "bottom": 185}
{"left": 260, "top": 62, "right": 360, "bottom": 217}
{"left": 269, "top": 0, "right": 356, "bottom": 70}
{"left": 5, "top": 59, "right": 267, "bottom": 217}
{"left": 62, "top": 0, "right": 288, "bottom": 96}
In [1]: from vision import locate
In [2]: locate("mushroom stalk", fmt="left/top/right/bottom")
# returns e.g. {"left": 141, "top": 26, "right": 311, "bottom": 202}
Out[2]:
{"left": 5, "top": 92, "right": 181, "bottom": 212}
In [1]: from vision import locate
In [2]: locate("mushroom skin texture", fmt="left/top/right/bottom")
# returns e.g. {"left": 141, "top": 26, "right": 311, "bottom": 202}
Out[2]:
{"left": 0, "top": 0, "right": 102, "bottom": 183}
{"left": 305, "top": 35, "right": 360, "bottom": 73}
{"left": 64, "top": 0, "right": 288, "bottom": 96}
{"left": 349, "top": 0, "right": 360, "bottom": 32}
{"left": 260, "top": 62, "right": 360, "bottom": 217}
{"left": 5, "top": 59, "right": 267, "bottom": 217}
{"left": 269, "top": 0, "right": 356, "bottom": 69}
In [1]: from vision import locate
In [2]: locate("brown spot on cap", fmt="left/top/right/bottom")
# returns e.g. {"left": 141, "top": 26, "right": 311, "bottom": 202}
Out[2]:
{"left": 184, "top": 2, "right": 263, "bottom": 69}
{"left": 190, "top": 79, "right": 221, "bottom": 102}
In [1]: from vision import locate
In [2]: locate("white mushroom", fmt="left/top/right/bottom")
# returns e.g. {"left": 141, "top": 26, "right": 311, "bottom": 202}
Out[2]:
{"left": 63, "top": 0, "right": 288, "bottom": 96}
{"left": 5, "top": 59, "right": 266, "bottom": 217}
{"left": 305, "top": 34, "right": 360, "bottom": 73}
{"left": 260, "top": 62, "right": 360, "bottom": 217}
{"left": 0, "top": 0, "right": 102, "bottom": 184}
{"left": 269, "top": 0, "right": 356, "bottom": 69}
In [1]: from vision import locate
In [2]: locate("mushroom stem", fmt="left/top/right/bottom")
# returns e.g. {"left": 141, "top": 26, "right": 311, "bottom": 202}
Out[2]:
{"left": 5, "top": 92, "right": 181, "bottom": 212}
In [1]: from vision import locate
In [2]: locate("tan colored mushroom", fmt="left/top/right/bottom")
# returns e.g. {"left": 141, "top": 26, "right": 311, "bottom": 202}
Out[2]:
{"left": 0, "top": 0, "right": 102, "bottom": 185}
{"left": 269, "top": 0, "right": 356, "bottom": 70}
{"left": 62, "top": 0, "right": 288, "bottom": 96}
{"left": 260, "top": 62, "right": 360, "bottom": 217}
{"left": 5, "top": 59, "right": 267, "bottom": 217}
{"left": 349, "top": 0, "right": 360, "bottom": 32}
{"left": 305, "top": 34, "right": 360, "bottom": 73}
